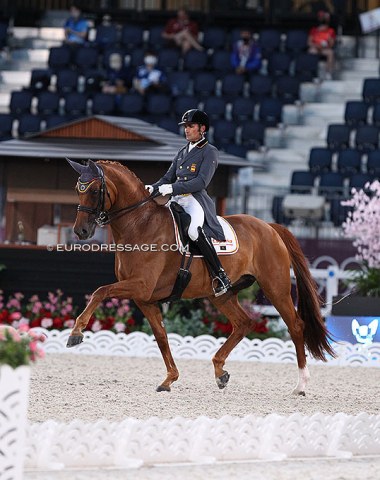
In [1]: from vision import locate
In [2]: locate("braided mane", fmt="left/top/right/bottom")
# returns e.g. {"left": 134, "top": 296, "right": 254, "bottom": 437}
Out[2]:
{"left": 97, "top": 160, "right": 144, "bottom": 189}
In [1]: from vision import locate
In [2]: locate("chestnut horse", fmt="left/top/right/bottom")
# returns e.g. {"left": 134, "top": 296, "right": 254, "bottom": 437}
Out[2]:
{"left": 67, "top": 159, "right": 335, "bottom": 395}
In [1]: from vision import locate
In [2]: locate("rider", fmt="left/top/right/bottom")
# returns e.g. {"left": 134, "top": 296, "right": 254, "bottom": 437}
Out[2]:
{"left": 145, "top": 109, "right": 232, "bottom": 296}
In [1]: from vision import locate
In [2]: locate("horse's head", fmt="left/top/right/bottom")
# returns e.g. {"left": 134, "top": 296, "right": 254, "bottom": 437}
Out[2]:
{"left": 67, "top": 158, "right": 110, "bottom": 240}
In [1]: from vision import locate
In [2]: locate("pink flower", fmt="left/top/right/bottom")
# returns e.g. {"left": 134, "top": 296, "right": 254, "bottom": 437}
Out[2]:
{"left": 41, "top": 318, "right": 53, "bottom": 328}
{"left": 114, "top": 322, "right": 125, "bottom": 332}
{"left": 14, "top": 292, "right": 24, "bottom": 301}
{"left": 32, "top": 302, "right": 42, "bottom": 314}
{"left": 64, "top": 304, "right": 73, "bottom": 313}
{"left": 18, "top": 323, "right": 30, "bottom": 333}
{"left": 9, "top": 311, "right": 22, "bottom": 321}
{"left": 30, "top": 340, "right": 38, "bottom": 352}
{"left": 11, "top": 320, "right": 20, "bottom": 329}
{"left": 105, "top": 301, "right": 114, "bottom": 309}
{"left": 29, "top": 295, "right": 39, "bottom": 302}
{"left": 64, "top": 319, "right": 75, "bottom": 328}
{"left": 91, "top": 320, "right": 102, "bottom": 332}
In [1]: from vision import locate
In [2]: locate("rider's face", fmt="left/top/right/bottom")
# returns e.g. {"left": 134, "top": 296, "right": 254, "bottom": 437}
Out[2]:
{"left": 184, "top": 123, "right": 204, "bottom": 143}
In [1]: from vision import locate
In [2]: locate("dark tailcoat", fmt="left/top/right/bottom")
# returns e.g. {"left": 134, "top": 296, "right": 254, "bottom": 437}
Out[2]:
{"left": 152, "top": 137, "right": 225, "bottom": 241}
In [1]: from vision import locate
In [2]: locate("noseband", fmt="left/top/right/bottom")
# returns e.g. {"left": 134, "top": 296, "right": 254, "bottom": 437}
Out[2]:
{"left": 76, "top": 167, "right": 159, "bottom": 227}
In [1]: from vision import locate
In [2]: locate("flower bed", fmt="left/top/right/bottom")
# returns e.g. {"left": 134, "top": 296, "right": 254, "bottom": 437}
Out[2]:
{"left": 0, "top": 286, "right": 286, "bottom": 340}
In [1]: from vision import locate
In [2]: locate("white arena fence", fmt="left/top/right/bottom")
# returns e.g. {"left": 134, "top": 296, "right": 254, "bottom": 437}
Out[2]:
{"left": 21, "top": 329, "right": 380, "bottom": 472}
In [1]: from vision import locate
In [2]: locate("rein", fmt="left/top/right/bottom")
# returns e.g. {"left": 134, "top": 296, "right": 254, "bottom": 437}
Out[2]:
{"left": 76, "top": 167, "right": 160, "bottom": 227}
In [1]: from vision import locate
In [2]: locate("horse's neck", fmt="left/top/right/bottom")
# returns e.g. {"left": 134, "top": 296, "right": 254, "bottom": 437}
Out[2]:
{"left": 105, "top": 167, "right": 172, "bottom": 244}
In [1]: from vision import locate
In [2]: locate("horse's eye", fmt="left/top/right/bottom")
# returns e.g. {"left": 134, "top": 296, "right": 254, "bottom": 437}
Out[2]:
{"left": 91, "top": 189, "right": 99, "bottom": 195}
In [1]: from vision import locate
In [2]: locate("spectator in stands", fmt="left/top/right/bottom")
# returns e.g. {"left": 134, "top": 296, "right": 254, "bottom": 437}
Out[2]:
{"left": 308, "top": 10, "right": 336, "bottom": 79}
{"left": 102, "top": 52, "right": 132, "bottom": 95}
{"left": 230, "top": 28, "right": 262, "bottom": 77}
{"left": 64, "top": 3, "right": 89, "bottom": 45}
{"left": 162, "top": 8, "right": 203, "bottom": 54}
{"left": 132, "top": 52, "right": 167, "bottom": 95}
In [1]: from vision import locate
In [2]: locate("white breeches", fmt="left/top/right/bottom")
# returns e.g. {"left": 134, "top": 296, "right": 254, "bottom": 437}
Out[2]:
{"left": 171, "top": 194, "right": 204, "bottom": 241}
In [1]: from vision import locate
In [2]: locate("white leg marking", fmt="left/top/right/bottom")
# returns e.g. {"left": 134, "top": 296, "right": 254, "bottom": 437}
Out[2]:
{"left": 292, "top": 366, "right": 310, "bottom": 396}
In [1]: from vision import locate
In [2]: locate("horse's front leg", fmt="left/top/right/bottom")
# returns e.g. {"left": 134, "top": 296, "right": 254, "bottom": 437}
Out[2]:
{"left": 67, "top": 280, "right": 145, "bottom": 347}
{"left": 134, "top": 301, "right": 179, "bottom": 392}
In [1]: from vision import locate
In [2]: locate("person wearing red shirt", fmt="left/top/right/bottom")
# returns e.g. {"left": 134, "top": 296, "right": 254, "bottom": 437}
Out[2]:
{"left": 162, "top": 8, "right": 203, "bottom": 54}
{"left": 308, "top": 10, "right": 336, "bottom": 79}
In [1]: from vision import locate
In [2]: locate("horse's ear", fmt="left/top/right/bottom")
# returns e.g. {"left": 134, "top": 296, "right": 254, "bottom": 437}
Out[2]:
{"left": 87, "top": 159, "right": 102, "bottom": 177}
{"left": 66, "top": 157, "right": 88, "bottom": 175}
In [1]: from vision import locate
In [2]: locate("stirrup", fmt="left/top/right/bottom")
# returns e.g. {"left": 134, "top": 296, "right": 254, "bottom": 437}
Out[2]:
{"left": 212, "top": 275, "right": 231, "bottom": 297}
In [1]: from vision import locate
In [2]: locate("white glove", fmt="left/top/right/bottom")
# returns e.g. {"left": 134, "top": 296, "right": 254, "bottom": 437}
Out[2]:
{"left": 158, "top": 184, "right": 173, "bottom": 196}
{"left": 145, "top": 184, "right": 154, "bottom": 194}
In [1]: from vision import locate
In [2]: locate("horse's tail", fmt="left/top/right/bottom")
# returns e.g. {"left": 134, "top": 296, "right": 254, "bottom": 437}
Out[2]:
{"left": 269, "top": 223, "right": 336, "bottom": 361}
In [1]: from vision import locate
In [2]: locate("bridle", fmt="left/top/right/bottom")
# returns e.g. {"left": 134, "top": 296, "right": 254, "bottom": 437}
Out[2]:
{"left": 76, "top": 166, "right": 160, "bottom": 227}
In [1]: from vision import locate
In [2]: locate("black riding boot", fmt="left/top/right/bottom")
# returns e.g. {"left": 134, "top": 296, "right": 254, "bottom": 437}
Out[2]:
{"left": 195, "top": 227, "right": 232, "bottom": 297}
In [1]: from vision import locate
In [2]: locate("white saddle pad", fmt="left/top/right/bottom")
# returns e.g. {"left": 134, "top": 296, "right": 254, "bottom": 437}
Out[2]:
{"left": 170, "top": 210, "right": 239, "bottom": 256}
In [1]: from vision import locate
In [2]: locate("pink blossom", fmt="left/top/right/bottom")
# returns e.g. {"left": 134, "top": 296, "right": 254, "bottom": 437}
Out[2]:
{"left": 91, "top": 320, "right": 102, "bottom": 332}
{"left": 29, "top": 295, "right": 39, "bottom": 302}
{"left": 7, "top": 298, "right": 21, "bottom": 309}
{"left": 111, "top": 298, "right": 119, "bottom": 306}
{"left": 32, "top": 302, "right": 43, "bottom": 314}
{"left": 0, "top": 302, "right": 3, "bottom": 309}
{"left": 30, "top": 340, "right": 38, "bottom": 352}
{"left": 11, "top": 320, "right": 20, "bottom": 329}
{"left": 18, "top": 323, "right": 30, "bottom": 333}
{"left": 64, "top": 319, "right": 75, "bottom": 328}
{"left": 41, "top": 318, "right": 53, "bottom": 328}
{"left": 9, "top": 311, "right": 22, "bottom": 321}
{"left": 37, "top": 348, "right": 45, "bottom": 359}
{"left": 29, "top": 329, "right": 46, "bottom": 342}
{"left": 14, "top": 292, "right": 24, "bottom": 301}
{"left": 105, "top": 301, "right": 114, "bottom": 309}
{"left": 114, "top": 322, "right": 125, "bottom": 332}
{"left": 64, "top": 304, "right": 73, "bottom": 313}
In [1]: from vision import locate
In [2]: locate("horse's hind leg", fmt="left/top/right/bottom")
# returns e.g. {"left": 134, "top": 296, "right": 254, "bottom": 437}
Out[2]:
{"left": 134, "top": 301, "right": 179, "bottom": 392}
{"left": 209, "top": 294, "right": 253, "bottom": 389}
{"left": 259, "top": 279, "right": 309, "bottom": 396}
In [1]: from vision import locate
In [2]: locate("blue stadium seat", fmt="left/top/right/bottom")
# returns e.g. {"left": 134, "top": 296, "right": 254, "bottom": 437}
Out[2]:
{"left": 91, "top": 93, "right": 116, "bottom": 115}
{"left": 294, "top": 53, "right": 319, "bottom": 82}
{"left": 157, "top": 117, "right": 180, "bottom": 134}
{"left": 9, "top": 91, "right": 33, "bottom": 117}
{"left": 225, "top": 144, "right": 249, "bottom": 158}
{"left": 45, "top": 114, "right": 70, "bottom": 129}
{"left": 308, "top": 147, "right": 333, "bottom": 175}
{"left": 318, "top": 172, "right": 345, "bottom": 197}
{"left": 192, "top": 72, "right": 217, "bottom": 97}
{"left": 118, "top": 92, "right": 144, "bottom": 117}
{"left": 367, "top": 150, "right": 380, "bottom": 176}
{"left": 37, "top": 91, "right": 60, "bottom": 116}
{"left": 121, "top": 24, "right": 144, "bottom": 49}
{"left": 63, "top": 92, "right": 88, "bottom": 118}
{"left": 83, "top": 69, "right": 106, "bottom": 94}
{"left": 337, "top": 149, "right": 362, "bottom": 177}
{"left": 372, "top": 103, "right": 380, "bottom": 127}
{"left": 362, "top": 78, "right": 380, "bottom": 104}
{"left": 17, "top": 114, "right": 42, "bottom": 137}
{"left": 258, "top": 97, "right": 283, "bottom": 127}
{"left": 249, "top": 74, "right": 273, "bottom": 101}
{"left": 173, "top": 95, "right": 199, "bottom": 117}
{"left": 212, "top": 119, "right": 237, "bottom": 148}
{"left": 29, "top": 69, "right": 51, "bottom": 93}
{"left": 290, "top": 170, "right": 315, "bottom": 193}
{"left": 146, "top": 93, "right": 172, "bottom": 116}
{"left": 183, "top": 50, "right": 208, "bottom": 72}
{"left": 73, "top": 46, "right": 99, "bottom": 72}
{"left": 129, "top": 48, "right": 145, "bottom": 68}
{"left": 231, "top": 97, "right": 255, "bottom": 123}
{"left": 267, "top": 52, "right": 291, "bottom": 77}
{"left": 349, "top": 173, "right": 374, "bottom": 191}
{"left": 167, "top": 71, "right": 191, "bottom": 96}
{"left": 94, "top": 24, "right": 119, "bottom": 51}
{"left": 0, "top": 22, "right": 8, "bottom": 49}
{"left": 148, "top": 25, "right": 166, "bottom": 50}
{"left": 240, "top": 121, "right": 265, "bottom": 149}
{"left": 258, "top": 29, "right": 282, "bottom": 59}
{"left": 56, "top": 69, "right": 79, "bottom": 94}
{"left": 157, "top": 48, "right": 181, "bottom": 72}
{"left": 330, "top": 198, "right": 352, "bottom": 226}
{"left": 202, "top": 27, "right": 226, "bottom": 50}
{"left": 203, "top": 96, "right": 227, "bottom": 120}
{"left": 0, "top": 113, "right": 14, "bottom": 140}
{"left": 48, "top": 46, "right": 72, "bottom": 72}
{"left": 275, "top": 76, "right": 300, "bottom": 104}
{"left": 285, "top": 30, "right": 309, "bottom": 56}
{"left": 326, "top": 124, "right": 351, "bottom": 151}
{"left": 210, "top": 50, "right": 233, "bottom": 77}
{"left": 344, "top": 101, "right": 369, "bottom": 128}
{"left": 221, "top": 73, "right": 245, "bottom": 99}
{"left": 355, "top": 125, "right": 379, "bottom": 153}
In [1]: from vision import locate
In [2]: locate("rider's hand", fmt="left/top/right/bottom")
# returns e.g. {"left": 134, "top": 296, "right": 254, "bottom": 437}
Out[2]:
{"left": 145, "top": 184, "right": 154, "bottom": 194}
{"left": 158, "top": 184, "right": 173, "bottom": 196}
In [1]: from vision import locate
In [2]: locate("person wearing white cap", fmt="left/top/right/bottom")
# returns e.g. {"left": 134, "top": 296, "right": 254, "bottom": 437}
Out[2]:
{"left": 132, "top": 53, "right": 166, "bottom": 95}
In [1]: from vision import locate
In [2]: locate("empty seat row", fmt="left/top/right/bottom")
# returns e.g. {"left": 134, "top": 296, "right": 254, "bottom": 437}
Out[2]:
{"left": 291, "top": 170, "right": 378, "bottom": 199}
{"left": 308, "top": 147, "right": 380, "bottom": 177}
{"left": 89, "top": 25, "right": 311, "bottom": 57}
{"left": 326, "top": 124, "right": 380, "bottom": 152}
{"left": 344, "top": 100, "right": 380, "bottom": 128}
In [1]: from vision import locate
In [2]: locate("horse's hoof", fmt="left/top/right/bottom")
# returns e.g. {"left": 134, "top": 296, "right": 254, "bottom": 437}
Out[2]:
{"left": 156, "top": 385, "right": 171, "bottom": 392}
{"left": 298, "top": 391, "right": 306, "bottom": 397}
{"left": 216, "top": 371, "right": 230, "bottom": 389}
{"left": 66, "top": 335, "right": 83, "bottom": 348}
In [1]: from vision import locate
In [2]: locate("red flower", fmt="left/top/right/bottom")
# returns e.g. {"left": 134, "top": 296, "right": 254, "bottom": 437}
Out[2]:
{"left": 53, "top": 317, "right": 64, "bottom": 329}
{"left": 30, "top": 318, "right": 42, "bottom": 328}
{"left": 127, "top": 318, "right": 135, "bottom": 326}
